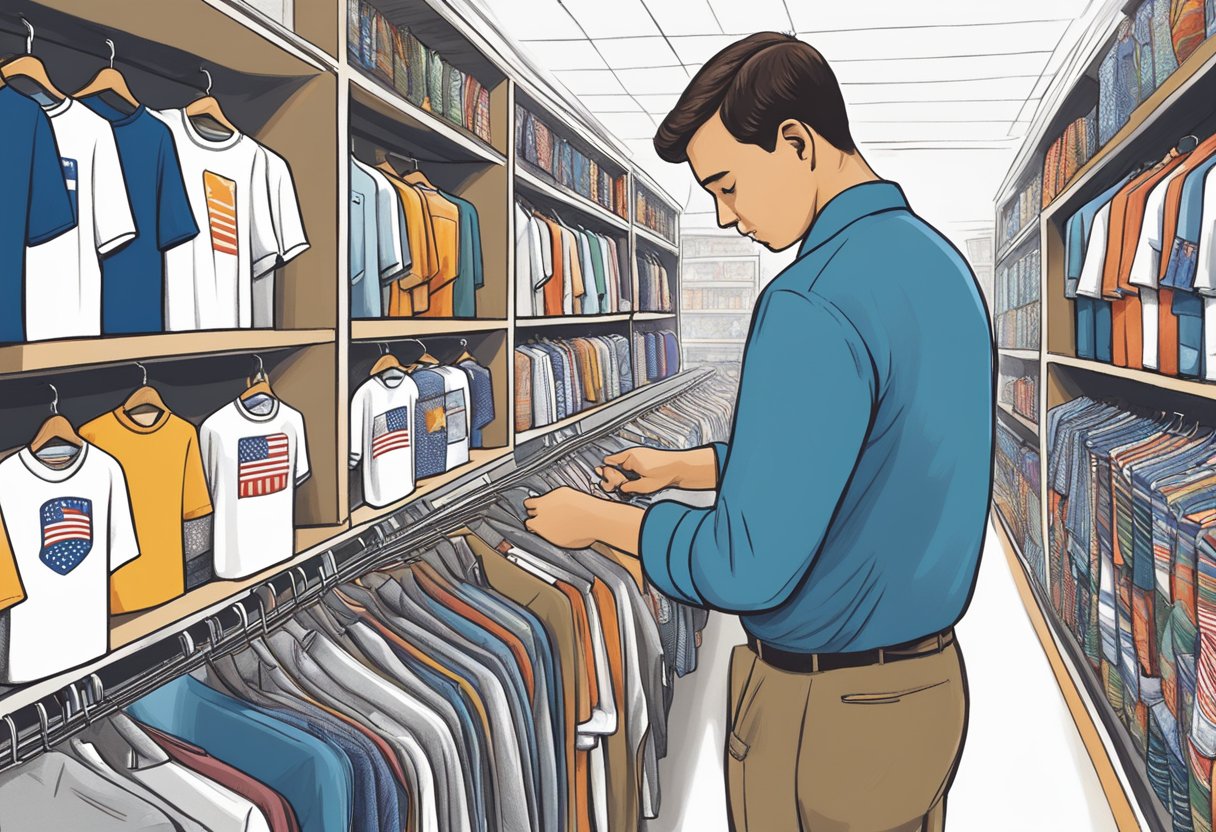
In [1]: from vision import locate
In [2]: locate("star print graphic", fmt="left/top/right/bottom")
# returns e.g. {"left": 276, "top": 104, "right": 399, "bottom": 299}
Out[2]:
{"left": 425, "top": 405, "right": 447, "bottom": 433}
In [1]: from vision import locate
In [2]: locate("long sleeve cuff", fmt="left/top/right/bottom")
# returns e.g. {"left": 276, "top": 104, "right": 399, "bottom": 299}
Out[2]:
{"left": 640, "top": 500, "right": 707, "bottom": 606}
{"left": 710, "top": 442, "right": 728, "bottom": 481}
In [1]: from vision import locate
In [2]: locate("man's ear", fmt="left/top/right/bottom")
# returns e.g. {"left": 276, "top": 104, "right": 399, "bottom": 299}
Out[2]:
{"left": 779, "top": 120, "right": 816, "bottom": 171}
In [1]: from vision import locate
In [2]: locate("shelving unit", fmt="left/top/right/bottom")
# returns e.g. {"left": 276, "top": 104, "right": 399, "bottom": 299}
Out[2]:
{"left": 0, "top": 0, "right": 683, "bottom": 716}
{"left": 991, "top": 2, "right": 1216, "bottom": 828}
{"left": 681, "top": 233, "right": 759, "bottom": 371}
{"left": 998, "top": 401, "right": 1039, "bottom": 437}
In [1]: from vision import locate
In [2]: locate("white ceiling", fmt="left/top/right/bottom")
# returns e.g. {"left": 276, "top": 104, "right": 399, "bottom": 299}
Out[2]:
{"left": 487, "top": 0, "right": 1098, "bottom": 243}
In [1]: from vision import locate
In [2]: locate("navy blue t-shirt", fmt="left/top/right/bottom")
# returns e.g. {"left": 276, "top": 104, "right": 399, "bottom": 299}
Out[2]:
{"left": 81, "top": 97, "right": 198, "bottom": 334}
{"left": 0, "top": 86, "right": 76, "bottom": 343}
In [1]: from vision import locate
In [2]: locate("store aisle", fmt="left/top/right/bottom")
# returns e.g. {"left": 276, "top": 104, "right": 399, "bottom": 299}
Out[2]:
{"left": 646, "top": 517, "right": 1117, "bottom": 831}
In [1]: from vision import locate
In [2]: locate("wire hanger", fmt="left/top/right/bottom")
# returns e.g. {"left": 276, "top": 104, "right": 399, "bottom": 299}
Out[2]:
{"left": 370, "top": 342, "right": 405, "bottom": 377}
{"left": 73, "top": 38, "right": 140, "bottom": 113}
{"left": 240, "top": 354, "right": 276, "bottom": 403}
{"left": 184, "top": 66, "right": 238, "bottom": 137}
{"left": 1, "top": 18, "right": 65, "bottom": 104}
{"left": 405, "top": 338, "right": 440, "bottom": 369}
{"left": 30, "top": 383, "right": 83, "bottom": 457}
{"left": 122, "top": 361, "right": 168, "bottom": 424}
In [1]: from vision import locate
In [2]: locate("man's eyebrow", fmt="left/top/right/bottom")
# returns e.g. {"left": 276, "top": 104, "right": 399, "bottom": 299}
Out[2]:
{"left": 698, "top": 171, "right": 729, "bottom": 187}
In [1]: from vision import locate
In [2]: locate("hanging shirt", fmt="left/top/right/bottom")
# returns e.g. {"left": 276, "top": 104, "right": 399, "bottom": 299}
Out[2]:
{"left": 0, "top": 86, "right": 75, "bottom": 343}
{"left": 154, "top": 109, "right": 280, "bottom": 330}
{"left": 458, "top": 359, "right": 495, "bottom": 449}
{"left": 577, "top": 231, "right": 600, "bottom": 315}
{"left": 414, "top": 185, "right": 461, "bottom": 318}
{"left": 252, "top": 147, "right": 309, "bottom": 328}
{"left": 199, "top": 397, "right": 310, "bottom": 580}
{"left": 514, "top": 203, "right": 535, "bottom": 317}
{"left": 81, "top": 98, "right": 199, "bottom": 335}
{"left": 80, "top": 407, "right": 212, "bottom": 613}
{"left": 441, "top": 190, "right": 483, "bottom": 318}
{"left": 377, "top": 163, "right": 437, "bottom": 317}
{"left": 350, "top": 372, "right": 419, "bottom": 507}
{"left": 355, "top": 159, "right": 410, "bottom": 280}
{"left": 0, "top": 443, "right": 138, "bottom": 683}
{"left": 413, "top": 369, "right": 449, "bottom": 478}
{"left": 350, "top": 159, "right": 382, "bottom": 319}
{"left": 436, "top": 366, "right": 472, "bottom": 469}
{"left": 26, "top": 97, "right": 136, "bottom": 342}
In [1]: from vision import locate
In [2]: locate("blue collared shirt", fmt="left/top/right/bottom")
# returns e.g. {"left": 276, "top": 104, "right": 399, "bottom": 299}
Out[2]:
{"left": 640, "top": 181, "right": 995, "bottom": 653}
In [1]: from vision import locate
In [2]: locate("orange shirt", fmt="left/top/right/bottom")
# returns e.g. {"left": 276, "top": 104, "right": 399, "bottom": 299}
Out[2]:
{"left": 415, "top": 186, "right": 461, "bottom": 318}
{"left": 376, "top": 164, "right": 437, "bottom": 317}
{"left": 542, "top": 217, "right": 565, "bottom": 316}
{"left": 80, "top": 408, "right": 211, "bottom": 613}
{"left": 0, "top": 513, "right": 25, "bottom": 613}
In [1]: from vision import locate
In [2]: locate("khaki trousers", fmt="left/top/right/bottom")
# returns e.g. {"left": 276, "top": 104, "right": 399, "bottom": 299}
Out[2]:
{"left": 725, "top": 637, "right": 969, "bottom": 832}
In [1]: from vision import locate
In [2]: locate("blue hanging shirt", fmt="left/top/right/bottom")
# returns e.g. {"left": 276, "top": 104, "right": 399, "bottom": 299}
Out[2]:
{"left": 0, "top": 86, "right": 76, "bottom": 343}
{"left": 641, "top": 182, "right": 995, "bottom": 653}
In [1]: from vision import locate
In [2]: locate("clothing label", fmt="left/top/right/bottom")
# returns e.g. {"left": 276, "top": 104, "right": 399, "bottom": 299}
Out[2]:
{"left": 237, "top": 433, "right": 289, "bottom": 498}
{"left": 39, "top": 497, "right": 92, "bottom": 575}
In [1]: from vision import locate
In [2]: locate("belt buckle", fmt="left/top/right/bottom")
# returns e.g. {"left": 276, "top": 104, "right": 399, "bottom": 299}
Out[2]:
{"left": 877, "top": 648, "right": 886, "bottom": 665}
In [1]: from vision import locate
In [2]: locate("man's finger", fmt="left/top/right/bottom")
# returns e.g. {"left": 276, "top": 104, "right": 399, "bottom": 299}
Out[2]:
{"left": 603, "top": 451, "right": 632, "bottom": 467}
{"left": 620, "top": 479, "right": 650, "bottom": 495}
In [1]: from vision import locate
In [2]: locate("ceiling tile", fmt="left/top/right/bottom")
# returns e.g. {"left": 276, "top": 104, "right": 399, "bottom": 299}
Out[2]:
{"left": 644, "top": 0, "right": 723, "bottom": 37}
{"left": 578, "top": 94, "right": 644, "bottom": 112}
{"left": 850, "top": 99, "right": 1027, "bottom": 123}
{"left": 801, "top": 20, "right": 1066, "bottom": 61}
{"left": 595, "top": 111, "right": 660, "bottom": 140}
{"left": 520, "top": 40, "right": 609, "bottom": 71}
{"left": 613, "top": 66, "right": 692, "bottom": 94}
{"left": 842, "top": 76, "right": 1039, "bottom": 103}
{"left": 557, "top": 0, "right": 660, "bottom": 38}
{"left": 852, "top": 121, "right": 1020, "bottom": 145}
{"left": 707, "top": 0, "right": 793, "bottom": 34}
{"left": 788, "top": 0, "right": 1088, "bottom": 30}
{"left": 484, "top": 0, "right": 581, "bottom": 39}
{"left": 554, "top": 69, "right": 626, "bottom": 95}
{"left": 593, "top": 37, "right": 675, "bottom": 69}
{"left": 635, "top": 92, "right": 681, "bottom": 115}
{"left": 832, "top": 52, "right": 1048, "bottom": 85}
{"left": 669, "top": 34, "right": 739, "bottom": 66}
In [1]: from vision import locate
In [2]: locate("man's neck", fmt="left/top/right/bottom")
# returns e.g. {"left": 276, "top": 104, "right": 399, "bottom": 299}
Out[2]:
{"left": 815, "top": 152, "right": 881, "bottom": 210}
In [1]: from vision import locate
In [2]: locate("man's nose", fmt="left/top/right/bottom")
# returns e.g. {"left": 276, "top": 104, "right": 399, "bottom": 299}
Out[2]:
{"left": 716, "top": 201, "right": 738, "bottom": 230}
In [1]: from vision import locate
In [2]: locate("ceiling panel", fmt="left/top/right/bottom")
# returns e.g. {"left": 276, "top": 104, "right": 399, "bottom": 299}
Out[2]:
{"left": 832, "top": 53, "right": 1049, "bottom": 85}
{"left": 644, "top": 0, "right": 723, "bottom": 37}
{"left": 668, "top": 34, "right": 739, "bottom": 65}
{"left": 852, "top": 121, "right": 1022, "bottom": 145}
{"left": 635, "top": 92, "right": 681, "bottom": 115}
{"left": 850, "top": 99, "right": 1028, "bottom": 123}
{"left": 788, "top": 0, "right": 1089, "bottom": 30}
{"left": 555, "top": 0, "right": 661, "bottom": 38}
{"left": 521, "top": 40, "right": 608, "bottom": 70}
{"left": 484, "top": 0, "right": 580, "bottom": 39}
{"left": 803, "top": 20, "right": 1067, "bottom": 60}
{"left": 707, "top": 0, "right": 793, "bottom": 35}
{"left": 595, "top": 111, "right": 660, "bottom": 139}
{"left": 843, "top": 76, "right": 1040, "bottom": 103}
{"left": 593, "top": 37, "right": 677, "bottom": 69}
{"left": 614, "top": 65, "right": 693, "bottom": 94}
{"left": 552, "top": 69, "right": 626, "bottom": 95}
{"left": 578, "top": 94, "right": 645, "bottom": 112}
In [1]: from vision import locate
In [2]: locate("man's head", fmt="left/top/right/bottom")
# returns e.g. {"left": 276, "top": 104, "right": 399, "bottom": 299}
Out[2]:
{"left": 655, "top": 33, "right": 867, "bottom": 251}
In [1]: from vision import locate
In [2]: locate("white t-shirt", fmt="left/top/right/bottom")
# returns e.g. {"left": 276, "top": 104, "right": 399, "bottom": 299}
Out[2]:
{"left": 435, "top": 367, "right": 471, "bottom": 470}
{"left": 252, "top": 146, "right": 309, "bottom": 329}
{"left": 1129, "top": 167, "right": 1187, "bottom": 370}
{"left": 200, "top": 397, "right": 310, "bottom": 580}
{"left": 0, "top": 443, "right": 138, "bottom": 684}
{"left": 354, "top": 158, "right": 408, "bottom": 280}
{"left": 26, "top": 98, "right": 136, "bottom": 342}
{"left": 1075, "top": 202, "right": 1111, "bottom": 299}
{"left": 350, "top": 372, "right": 419, "bottom": 508}
{"left": 154, "top": 109, "right": 279, "bottom": 331}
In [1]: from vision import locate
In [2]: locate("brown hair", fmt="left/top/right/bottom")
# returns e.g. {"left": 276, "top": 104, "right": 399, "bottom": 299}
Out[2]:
{"left": 653, "top": 32, "right": 856, "bottom": 163}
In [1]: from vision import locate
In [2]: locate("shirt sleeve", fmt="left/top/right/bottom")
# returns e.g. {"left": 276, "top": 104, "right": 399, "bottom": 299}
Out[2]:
{"left": 640, "top": 290, "right": 877, "bottom": 612}
{"left": 182, "top": 427, "right": 214, "bottom": 521}
{"left": 0, "top": 510, "right": 26, "bottom": 613}
{"left": 468, "top": 202, "right": 484, "bottom": 289}
{"left": 1075, "top": 203, "right": 1111, "bottom": 299}
{"left": 92, "top": 128, "right": 137, "bottom": 256}
{"left": 108, "top": 458, "right": 141, "bottom": 571}
{"left": 1196, "top": 168, "right": 1216, "bottom": 294}
{"left": 156, "top": 132, "right": 200, "bottom": 252}
{"left": 249, "top": 147, "right": 282, "bottom": 278}
{"left": 1129, "top": 179, "right": 1167, "bottom": 288}
{"left": 293, "top": 411, "right": 312, "bottom": 485}
{"left": 372, "top": 171, "right": 405, "bottom": 278}
{"left": 265, "top": 149, "right": 310, "bottom": 265}
{"left": 26, "top": 110, "right": 75, "bottom": 246}
{"left": 349, "top": 386, "right": 365, "bottom": 468}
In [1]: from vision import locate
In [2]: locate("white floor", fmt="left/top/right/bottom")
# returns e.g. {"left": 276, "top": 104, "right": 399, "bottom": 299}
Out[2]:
{"left": 644, "top": 518, "right": 1118, "bottom": 831}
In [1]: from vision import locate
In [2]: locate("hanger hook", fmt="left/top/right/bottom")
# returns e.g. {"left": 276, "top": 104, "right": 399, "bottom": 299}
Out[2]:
{"left": 253, "top": 354, "right": 265, "bottom": 379}
{"left": 459, "top": 338, "right": 468, "bottom": 349}
{"left": 135, "top": 361, "right": 148, "bottom": 386}
{"left": 33, "top": 703, "right": 50, "bottom": 753}
{"left": 381, "top": 342, "right": 390, "bottom": 356}
{"left": 200, "top": 66, "right": 213, "bottom": 96}
{"left": 106, "top": 38, "right": 115, "bottom": 69}
{"left": 48, "top": 383, "right": 59, "bottom": 415}
{"left": 21, "top": 17, "right": 33, "bottom": 55}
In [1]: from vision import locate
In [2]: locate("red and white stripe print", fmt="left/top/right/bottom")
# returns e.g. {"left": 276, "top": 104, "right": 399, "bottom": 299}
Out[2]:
{"left": 239, "top": 434, "right": 290, "bottom": 498}
{"left": 44, "top": 507, "right": 90, "bottom": 545}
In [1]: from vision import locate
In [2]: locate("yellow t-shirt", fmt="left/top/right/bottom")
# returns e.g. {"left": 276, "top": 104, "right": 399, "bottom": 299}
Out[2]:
{"left": 0, "top": 514, "right": 26, "bottom": 613}
{"left": 80, "top": 408, "right": 212, "bottom": 613}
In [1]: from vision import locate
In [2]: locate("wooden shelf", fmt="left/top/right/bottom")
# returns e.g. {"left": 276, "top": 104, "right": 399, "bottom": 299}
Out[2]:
{"left": 633, "top": 312, "right": 678, "bottom": 321}
{"left": 350, "top": 71, "right": 506, "bottom": 166}
{"left": 998, "top": 401, "right": 1040, "bottom": 437}
{"left": 1047, "top": 353, "right": 1216, "bottom": 400}
{"left": 349, "top": 447, "right": 513, "bottom": 527}
{"left": 999, "top": 348, "right": 1041, "bottom": 361}
{"left": 634, "top": 224, "right": 679, "bottom": 254}
{"left": 0, "top": 329, "right": 334, "bottom": 377}
{"left": 515, "top": 168, "right": 630, "bottom": 232}
{"left": 996, "top": 220, "right": 1041, "bottom": 264}
{"left": 516, "top": 314, "right": 631, "bottom": 328}
{"left": 351, "top": 319, "right": 509, "bottom": 341}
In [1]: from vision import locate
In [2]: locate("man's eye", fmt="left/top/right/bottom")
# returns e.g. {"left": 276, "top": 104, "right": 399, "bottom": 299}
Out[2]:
{"left": 722, "top": 185, "right": 736, "bottom": 195}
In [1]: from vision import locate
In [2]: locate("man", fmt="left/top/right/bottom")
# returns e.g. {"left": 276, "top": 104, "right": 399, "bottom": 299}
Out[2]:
{"left": 524, "top": 32, "right": 994, "bottom": 832}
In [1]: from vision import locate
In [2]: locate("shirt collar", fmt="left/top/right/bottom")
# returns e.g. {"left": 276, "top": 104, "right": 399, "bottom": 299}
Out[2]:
{"left": 798, "top": 180, "right": 909, "bottom": 258}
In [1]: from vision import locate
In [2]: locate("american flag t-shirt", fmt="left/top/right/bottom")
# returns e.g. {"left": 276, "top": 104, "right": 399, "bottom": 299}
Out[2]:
{"left": 372, "top": 407, "right": 411, "bottom": 459}
{"left": 39, "top": 497, "right": 93, "bottom": 575}
{"left": 237, "top": 433, "right": 290, "bottom": 498}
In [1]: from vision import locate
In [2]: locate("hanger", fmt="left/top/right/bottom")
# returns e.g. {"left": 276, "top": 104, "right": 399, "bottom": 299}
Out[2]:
{"left": 386, "top": 149, "right": 439, "bottom": 190}
{"left": 405, "top": 338, "right": 440, "bottom": 371}
{"left": 122, "top": 362, "right": 167, "bottom": 423}
{"left": 1, "top": 18, "right": 65, "bottom": 104}
{"left": 184, "top": 66, "right": 238, "bottom": 137}
{"left": 239, "top": 355, "right": 275, "bottom": 402}
{"left": 370, "top": 342, "right": 405, "bottom": 377}
{"left": 73, "top": 38, "right": 139, "bottom": 113}
{"left": 30, "top": 384, "right": 83, "bottom": 455}
{"left": 1179, "top": 134, "right": 1200, "bottom": 154}
{"left": 452, "top": 338, "right": 476, "bottom": 364}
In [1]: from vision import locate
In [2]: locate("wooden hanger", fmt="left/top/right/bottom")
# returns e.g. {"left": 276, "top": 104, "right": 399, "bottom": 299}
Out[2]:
{"left": 385, "top": 150, "right": 439, "bottom": 190}
{"left": 184, "top": 67, "right": 238, "bottom": 136}
{"left": 405, "top": 338, "right": 440, "bottom": 371}
{"left": 122, "top": 362, "right": 167, "bottom": 420}
{"left": 370, "top": 343, "right": 404, "bottom": 376}
{"left": 1, "top": 19, "right": 65, "bottom": 103}
{"left": 74, "top": 39, "right": 140, "bottom": 112}
{"left": 30, "top": 384, "right": 82, "bottom": 453}
{"left": 452, "top": 338, "right": 476, "bottom": 364}
{"left": 239, "top": 355, "right": 275, "bottom": 401}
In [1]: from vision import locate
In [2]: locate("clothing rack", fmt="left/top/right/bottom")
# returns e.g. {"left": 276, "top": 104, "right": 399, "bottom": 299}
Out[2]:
{"left": 0, "top": 367, "right": 712, "bottom": 772}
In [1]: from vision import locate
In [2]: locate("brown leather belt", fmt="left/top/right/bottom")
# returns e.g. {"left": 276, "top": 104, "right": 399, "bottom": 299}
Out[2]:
{"left": 747, "top": 628, "right": 955, "bottom": 674}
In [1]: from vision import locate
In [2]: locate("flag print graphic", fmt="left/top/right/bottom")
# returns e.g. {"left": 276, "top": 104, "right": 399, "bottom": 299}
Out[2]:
{"left": 39, "top": 497, "right": 93, "bottom": 575}
{"left": 372, "top": 407, "right": 411, "bottom": 459}
{"left": 238, "top": 433, "right": 290, "bottom": 498}
{"left": 204, "top": 171, "right": 239, "bottom": 256}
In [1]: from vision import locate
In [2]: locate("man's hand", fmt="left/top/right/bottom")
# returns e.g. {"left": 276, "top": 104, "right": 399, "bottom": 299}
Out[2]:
{"left": 597, "top": 447, "right": 685, "bottom": 495}
{"left": 524, "top": 487, "right": 602, "bottom": 549}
